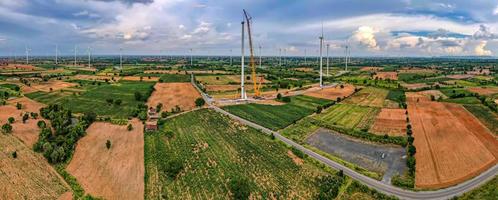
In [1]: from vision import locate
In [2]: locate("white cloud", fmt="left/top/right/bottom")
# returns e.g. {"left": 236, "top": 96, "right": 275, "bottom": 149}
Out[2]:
{"left": 494, "top": 6, "right": 498, "bottom": 15}
{"left": 73, "top": 10, "right": 100, "bottom": 18}
{"left": 351, "top": 26, "right": 379, "bottom": 50}
{"left": 474, "top": 41, "right": 492, "bottom": 56}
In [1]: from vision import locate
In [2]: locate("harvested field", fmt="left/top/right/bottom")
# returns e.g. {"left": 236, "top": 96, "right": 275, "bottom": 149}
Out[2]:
{"left": 292, "top": 67, "right": 314, "bottom": 72}
{"left": 467, "top": 87, "right": 498, "bottom": 95}
{"left": 304, "top": 84, "right": 355, "bottom": 100}
{"left": 374, "top": 72, "right": 398, "bottom": 80}
{"left": 0, "top": 97, "right": 46, "bottom": 146}
{"left": 401, "top": 83, "right": 430, "bottom": 90}
{"left": 343, "top": 87, "right": 389, "bottom": 107}
{"left": 72, "top": 75, "right": 115, "bottom": 82}
{"left": 398, "top": 68, "right": 437, "bottom": 74}
{"left": 417, "top": 90, "right": 447, "bottom": 100}
{"left": 0, "top": 133, "right": 70, "bottom": 199}
{"left": 121, "top": 76, "right": 159, "bottom": 82}
{"left": 26, "top": 81, "right": 78, "bottom": 93}
{"left": 144, "top": 70, "right": 228, "bottom": 74}
{"left": 406, "top": 95, "right": 498, "bottom": 189}
{"left": 0, "top": 64, "right": 40, "bottom": 71}
{"left": 147, "top": 83, "right": 201, "bottom": 112}
{"left": 447, "top": 74, "right": 474, "bottom": 79}
{"left": 205, "top": 84, "right": 240, "bottom": 92}
{"left": 66, "top": 119, "right": 144, "bottom": 200}
{"left": 369, "top": 108, "right": 407, "bottom": 136}
{"left": 360, "top": 67, "right": 383, "bottom": 71}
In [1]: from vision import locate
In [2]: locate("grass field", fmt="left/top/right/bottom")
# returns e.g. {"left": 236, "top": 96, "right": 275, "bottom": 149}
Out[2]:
{"left": 338, "top": 75, "right": 399, "bottom": 89}
{"left": 144, "top": 109, "right": 325, "bottom": 199}
{"left": 442, "top": 97, "right": 481, "bottom": 104}
{"left": 314, "top": 104, "right": 380, "bottom": 131}
{"left": 457, "top": 175, "right": 498, "bottom": 200}
{"left": 223, "top": 95, "right": 331, "bottom": 130}
{"left": 26, "top": 81, "right": 154, "bottom": 118}
{"left": 159, "top": 74, "right": 191, "bottom": 82}
{"left": 343, "top": 87, "right": 389, "bottom": 107}
{"left": 464, "top": 104, "right": 498, "bottom": 134}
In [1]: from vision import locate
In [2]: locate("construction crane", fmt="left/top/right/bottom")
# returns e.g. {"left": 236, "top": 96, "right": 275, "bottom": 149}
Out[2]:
{"left": 243, "top": 9, "right": 262, "bottom": 97}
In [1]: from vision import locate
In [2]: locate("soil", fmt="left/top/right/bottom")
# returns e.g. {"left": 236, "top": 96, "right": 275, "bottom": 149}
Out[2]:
{"left": 401, "top": 83, "right": 430, "bottom": 90}
{"left": 0, "top": 97, "right": 46, "bottom": 146}
{"left": 446, "top": 74, "right": 474, "bottom": 79}
{"left": 205, "top": 84, "right": 240, "bottom": 92}
{"left": 373, "top": 72, "right": 398, "bottom": 80}
{"left": 304, "top": 84, "right": 356, "bottom": 100}
{"left": 0, "top": 133, "right": 70, "bottom": 199}
{"left": 66, "top": 119, "right": 144, "bottom": 200}
{"left": 467, "top": 87, "right": 498, "bottom": 95}
{"left": 147, "top": 82, "right": 202, "bottom": 112}
{"left": 369, "top": 108, "right": 407, "bottom": 137}
{"left": 406, "top": 95, "right": 498, "bottom": 189}
{"left": 26, "top": 81, "right": 78, "bottom": 93}
{"left": 360, "top": 67, "right": 383, "bottom": 71}
{"left": 121, "top": 76, "right": 159, "bottom": 82}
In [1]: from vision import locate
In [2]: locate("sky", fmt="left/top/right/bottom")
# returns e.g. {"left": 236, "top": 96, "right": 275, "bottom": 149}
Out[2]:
{"left": 0, "top": 0, "right": 498, "bottom": 57}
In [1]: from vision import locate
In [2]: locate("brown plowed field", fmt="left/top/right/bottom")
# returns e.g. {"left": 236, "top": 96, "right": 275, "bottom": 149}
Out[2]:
{"left": 66, "top": 119, "right": 144, "bottom": 200}
{"left": 467, "top": 87, "right": 498, "bottom": 95}
{"left": 369, "top": 108, "right": 407, "bottom": 136}
{"left": 374, "top": 72, "right": 398, "bottom": 80}
{"left": 25, "top": 81, "right": 77, "bottom": 93}
{"left": 72, "top": 75, "right": 115, "bottom": 82}
{"left": 360, "top": 66, "right": 383, "bottom": 71}
{"left": 147, "top": 82, "right": 201, "bottom": 112}
{"left": 304, "top": 84, "right": 355, "bottom": 100}
{"left": 0, "top": 133, "right": 70, "bottom": 199}
{"left": 401, "top": 83, "right": 430, "bottom": 90}
{"left": 446, "top": 74, "right": 474, "bottom": 79}
{"left": 0, "top": 64, "right": 39, "bottom": 71}
{"left": 0, "top": 97, "right": 46, "bottom": 146}
{"left": 121, "top": 76, "right": 159, "bottom": 82}
{"left": 144, "top": 70, "right": 228, "bottom": 74}
{"left": 406, "top": 93, "right": 498, "bottom": 189}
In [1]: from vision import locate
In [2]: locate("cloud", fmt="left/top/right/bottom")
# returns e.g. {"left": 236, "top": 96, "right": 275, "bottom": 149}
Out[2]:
{"left": 474, "top": 41, "right": 492, "bottom": 55}
{"left": 494, "top": 6, "right": 498, "bottom": 15}
{"left": 73, "top": 10, "right": 100, "bottom": 18}
{"left": 473, "top": 25, "right": 497, "bottom": 40}
{"left": 351, "top": 26, "right": 379, "bottom": 50}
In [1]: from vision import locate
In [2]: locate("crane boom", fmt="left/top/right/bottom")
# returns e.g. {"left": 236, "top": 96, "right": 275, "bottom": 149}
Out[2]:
{"left": 243, "top": 9, "right": 260, "bottom": 97}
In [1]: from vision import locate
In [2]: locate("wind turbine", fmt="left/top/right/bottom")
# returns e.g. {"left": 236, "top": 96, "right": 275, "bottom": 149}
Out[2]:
{"left": 25, "top": 45, "right": 31, "bottom": 65}
{"left": 87, "top": 46, "right": 91, "bottom": 67}
{"left": 73, "top": 45, "right": 77, "bottom": 67}
{"left": 240, "top": 20, "right": 246, "bottom": 99}
{"left": 190, "top": 48, "right": 193, "bottom": 66}
{"left": 326, "top": 44, "right": 330, "bottom": 76}
{"left": 55, "top": 44, "right": 58, "bottom": 65}
{"left": 319, "top": 23, "right": 324, "bottom": 88}
{"left": 304, "top": 48, "right": 307, "bottom": 65}
{"left": 120, "top": 47, "right": 123, "bottom": 69}
{"left": 344, "top": 45, "right": 350, "bottom": 71}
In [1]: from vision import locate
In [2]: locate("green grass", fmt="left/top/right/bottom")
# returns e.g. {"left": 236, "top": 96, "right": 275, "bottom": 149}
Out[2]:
{"left": 0, "top": 83, "right": 20, "bottom": 91}
{"left": 159, "top": 74, "right": 191, "bottom": 82}
{"left": 313, "top": 104, "right": 380, "bottom": 131}
{"left": 144, "top": 109, "right": 326, "bottom": 199}
{"left": 464, "top": 104, "right": 498, "bottom": 134}
{"left": 337, "top": 75, "right": 399, "bottom": 89}
{"left": 442, "top": 97, "right": 481, "bottom": 104}
{"left": 343, "top": 87, "right": 389, "bottom": 107}
{"left": 26, "top": 81, "right": 154, "bottom": 117}
{"left": 386, "top": 89, "right": 405, "bottom": 102}
{"left": 223, "top": 95, "right": 332, "bottom": 130}
{"left": 457, "top": 175, "right": 497, "bottom": 200}
{"left": 439, "top": 88, "right": 475, "bottom": 97}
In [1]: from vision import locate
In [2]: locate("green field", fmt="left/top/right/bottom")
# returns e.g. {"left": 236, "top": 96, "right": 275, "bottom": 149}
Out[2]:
{"left": 457, "top": 175, "right": 497, "bottom": 200}
{"left": 343, "top": 87, "right": 389, "bottom": 107}
{"left": 442, "top": 97, "right": 481, "bottom": 104}
{"left": 440, "top": 88, "right": 475, "bottom": 98}
{"left": 26, "top": 81, "right": 154, "bottom": 118}
{"left": 159, "top": 74, "right": 191, "bottom": 82}
{"left": 314, "top": 104, "right": 380, "bottom": 131}
{"left": 464, "top": 104, "right": 498, "bottom": 134}
{"left": 337, "top": 75, "right": 399, "bottom": 89}
{"left": 144, "top": 109, "right": 394, "bottom": 199}
{"left": 223, "top": 95, "right": 331, "bottom": 130}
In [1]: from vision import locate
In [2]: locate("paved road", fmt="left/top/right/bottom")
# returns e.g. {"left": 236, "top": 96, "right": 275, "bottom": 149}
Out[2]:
{"left": 191, "top": 75, "right": 498, "bottom": 200}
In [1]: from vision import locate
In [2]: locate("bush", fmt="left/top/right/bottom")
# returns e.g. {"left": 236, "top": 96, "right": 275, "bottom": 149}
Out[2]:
{"left": 270, "top": 133, "right": 275, "bottom": 140}
{"left": 134, "top": 91, "right": 143, "bottom": 101}
{"left": 228, "top": 176, "right": 251, "bottom": 200}
{"left": 164, "top": 130, "right": 174, "bottom": 139}
{"left": 82, "top": 112, "right": 97, "bottom": 125}
{"left": 316, "top": 105, "right": 323, "bottom": 114}
{"left": 12, "top": 151, "right": 17, "bottom": 158}
{"left": 16, "top": 102, "right": 22, "bottom": 110}
{"left": 407, "top": 156, "right": 416, "bottom": 175}
{"left": 316, "top": 175, "right": 344, "bottom": 200}
{"left": 195, "top": 98, "right": 205, "bottom": 107}
{"left": 127, "top": 124, "right": 133, "bottom": 131}
{"left": 8, "top": 117, "right": 14, "bottom": 124}
{"left": 161, "top": 112, "right": 168, "bottom": 118}
{"left": 291, "top": 146, "right": 305, "bottom": 159}
{"left": 156, "top": 103, "right": 163, "bottom": 112}
{"left": 22, "top": 113, "right": 29, "bottom": 123}
{"left": 281, "top": 96, "right": 291, "bottom": 102}
{"left": 163, "top": 158, "right": 183, "bottom": 179}
{"left": 408, "top": 145, "right": 416, "bottom": 156}
{"left": 106, "top": 140, "right": 111, "bottom": 149}
{"left": 2, "top": 123, "right": 12, "bottom": 133}
{"left": 276, "top": 93, "right": 282, "bottom": 99}
{"left": 30, "top": 112, "right": 39, "bottom": 119}
{"left": 106, "top": 98, "right": 114, "bottom": 104}
{"left": 114, "top": 99, "right": 122, "bottom": 105}
{"left": 37, "top": 120, "right": 46, "bottom": 128}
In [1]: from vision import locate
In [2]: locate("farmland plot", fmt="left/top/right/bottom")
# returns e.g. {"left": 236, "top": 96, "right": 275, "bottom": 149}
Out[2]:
{"left": 0, "top": 134, "right": 70, "bottom": 199}
{"left": 0, "top": 97, "right": 46, "bottom": 146}
{"left": 407, "top": 96, "right": 498, "bottom": 189}
{"left": 314, "top": 104, "right": 380, "bottom": 131}
{"left": 343, "top": 87, "right": 389, "bottom": 107}
{"left": 67, "top": 119, "right": 144, "bottom": 200}
{"left": 304, "top": 84, "right": 356, "bottom": 100}
{"left": 223, "top": 95, "right": 331, "bottom": 130}
{"left": 147, "top": 83, "right": 202, "bottom": 112}
{"left": 369, "top": 108, "right": 407, "bottom": 136}
{"left": 145, "top": 109, "right": 325, "bottom": 199}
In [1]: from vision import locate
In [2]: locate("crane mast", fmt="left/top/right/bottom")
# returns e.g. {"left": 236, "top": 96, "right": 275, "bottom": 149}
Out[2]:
{"left": 243, "top": 9, "right": 261, "bottom": 97}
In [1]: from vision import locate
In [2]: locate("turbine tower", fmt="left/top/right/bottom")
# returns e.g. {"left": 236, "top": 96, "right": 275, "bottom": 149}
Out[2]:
{"left": 326, "top": 44, "right": 330, "bottom": 76}
{"left": 345, "top": 45, "right": 349, "bottom": 71}
{"left": 240, "top": 20, "right": 246, "bottom": 99}
{"left": 190, "top": 48, "right": 193, "bottom": 66}
{"left": 73, "top": 45, "right": 77, "bottom": 67}
{"left": 87, "top": 46, "right": 91, "bottom": 67}
{"left": 258, "top": 45, "right": 262, "bottom": 68}
{"left": 120, "top": 47, "right": 123, "bottom": 69}
{"left": 25, "top": 45, "right": 31, "bottom": 65}
{"left": 279, "top": 48, "right": 282, "bottom": 66}
{"left": 319, "top": 24, "right": 324, "bottom": 88}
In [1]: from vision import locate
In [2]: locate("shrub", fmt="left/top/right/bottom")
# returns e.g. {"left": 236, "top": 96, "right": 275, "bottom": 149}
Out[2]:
{"left": 270, "top": 133, "right": 275, "bottom": 140}
{"left": 164, "top": 130, "right": 174, "bottom": 139}
{"left": 127, "top": 124, "right": 133, "bottom": 131}
{"left": 106, "top": 98, "right": 114, "bottom": 104}
{"left": 161, "top": 112, "right": 168, "bottom": 118}
{"left": 281, "top": 96, "right": 291, "bottom": 102}
{"left": 16, "top": 102, "right": 22, "bottom": 110}
{"left": 82, "top": 112, "right": 97, "bottom": 125}
{"left": 12, "top": 151, "right": 17, "bottom": 158}
{"left": 8, "top": 117, "right": 14, "bottom": 124}
{"left": 316, "top": 105, "right": 323, "bottom": 114}
{"left": 2, "top": 123, "right": 12, "bottom": 133}
{"left": 316, "top": 175, "right": 344, "bottom": 200}
{"left": 156, "top": 103, "right": 163, "bottom": 112}
{"left": 106, "top": 140, "right": 111, "bottom": 149}
{"left": 228, "top": 176, "right": 251, "bottom": 200}
{"left": 291, "top": 146, "right": 305, "bottom": 159}
{"left": 408, "top": 145, "right": 416, "bottom": 156}
{"left": 114, "top": 99, "right": 122, "bottom": 105}
{"left": 276, "top": 93, "right": 282, "bottom": 99}
{"left": 134, "top": 91, "right": 143, "bottom": 101}
{"left": 163, "top": 158, "right": 183, "bottom": 179}
{"left": 22, "top": 113, "right": 29, "bottom": 123}
{"left": 30, "top": 112, "right": 38, "bottom": 119}
{"left": 37, "top": 120, "right": 46, "bottom": 128}
{"left": 195, "top": 98, "right": 205, "bottom": 107}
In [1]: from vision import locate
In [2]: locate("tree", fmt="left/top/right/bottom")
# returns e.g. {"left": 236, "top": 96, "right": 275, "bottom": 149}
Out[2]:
{"left": 114, "top": 99, "right": 122, "bottom": 105}
{"left": 12, "top": 151, "right": 17, "bottom": 158}
{"left": 106, "top": 140, "right": 111, "bottom": 149}
{"left": 37, "top": 120, "right": 46, "bottom": 128}
{"left": 127, "top": 124, "right": 133, "bottom": 131}
{"left": 8, "top": 117, "right": 14, "bottom": 124}
{"left": 408, "top": 145, "right": 416, "bottom": 156}
{"left": 82, "top": 112, "right": 97, "bottom": 125}
{"left": 16, "top": 102, "right": 22, "bottom": 110}
{"left": 134, "top": 91, "right": 143, "bottom": 101}
{"left": 316, "top": 175, "right": 344, "bottom": 200}
{"left": 30, "top": 112, "right": 38, "bottom": 119}
{"left": 156, "top": 103, "right": 163, "bottom": 112}
{"left": 106, "top": 98, "right": 114, "bottom": 104}
{"left": 164, "top": 158, "right": 183, "bottom": 179}
{"left": 161, "top": 112, "right": 168, "bottom": 118}
{"left": 2, "top": 123, "right": 12, "bottom": 134}
{"left": 228, "top": 177, "right": 251, "bottom": 200}
{"left": 195, "top": 98, "right": 205, "bottom": 107}
{"left": 316, "top": 106, "right": 323, "bottom": 114}
{"left": 22, "top": 113, "right": 29, "bottom": 123}
{"left": 276, "top": 93, "right": 282, "bottom": 99}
